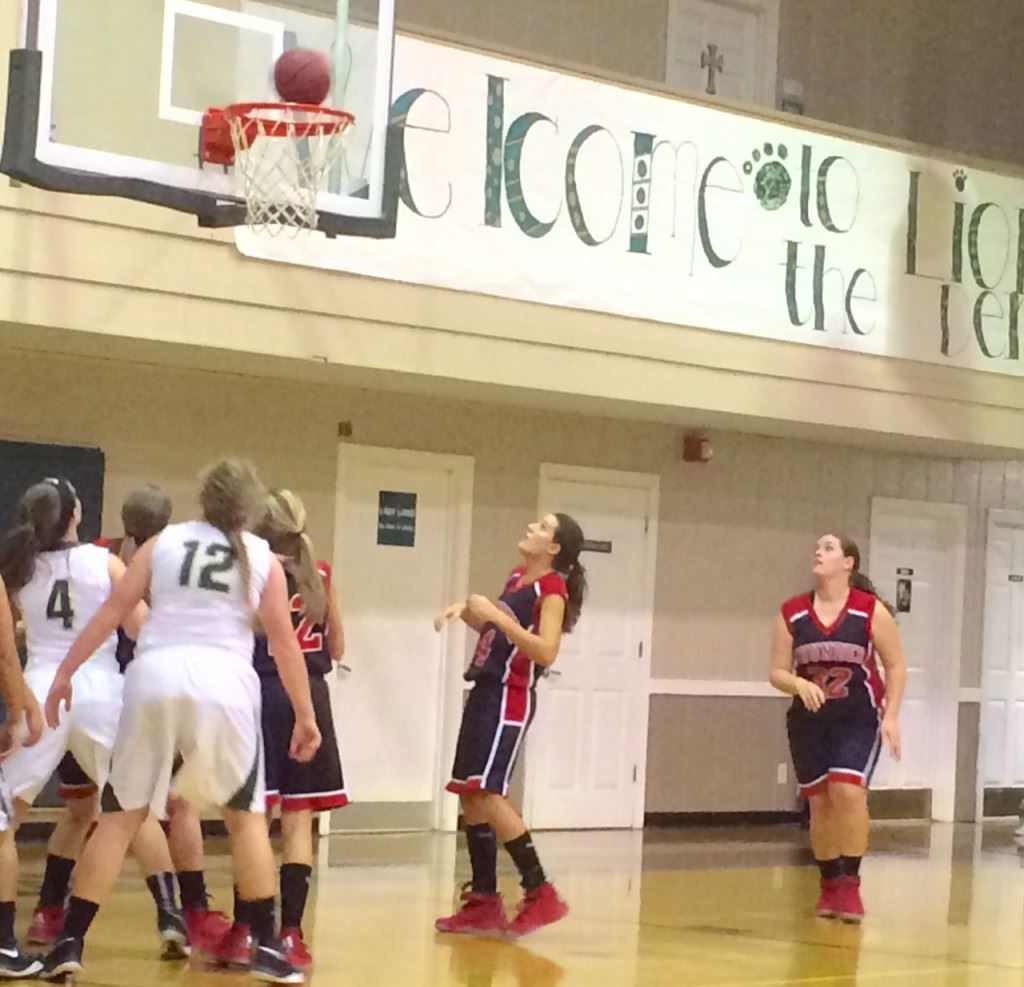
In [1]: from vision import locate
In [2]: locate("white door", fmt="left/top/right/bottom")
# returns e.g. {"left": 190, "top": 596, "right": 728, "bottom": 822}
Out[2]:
{"left": 524, "top": 465, "right": 658, "bottom": 830}
{"left": 665, "top": 0, "right": 779, "bottom": 106}
{"left": 979, "top": 510, "right": 1024, "bottom": 798}
{"left": 329, "top": 445, "right": 473, "bottom": 832}
{"left": 868, "top": 498, "right": 967, "bottom": 822}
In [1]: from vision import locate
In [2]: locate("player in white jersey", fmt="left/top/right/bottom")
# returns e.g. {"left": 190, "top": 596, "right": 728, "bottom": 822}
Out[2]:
{"left": 0, "top": 570, "right": 44, "bottom": 977}
{"left": 0, "top": 476, "right": 148, "bottom": 976}
{"left": 38, "top": 459, "right": 320, "bottom": 985}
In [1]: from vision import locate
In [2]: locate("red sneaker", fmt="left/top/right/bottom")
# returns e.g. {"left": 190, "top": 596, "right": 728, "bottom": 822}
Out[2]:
{"left": 435, "top": 892, "right": 508, "bottom": 935}
{"left": 508, "top": 883, "right": 568, "bottom": 937}
{"left": 280, "top": 927, "right": 312, "bottom": 971}
{"left": 184, "top": 909, "right": 233, "bottom": 954}
{"left": 213, "top": 922, "right": 253, "bottom": 968}
{"left": 814, "top": 878, "right": 840, "bottom": 919}
{"left": 26, "top": 904, "right": 65, "bottom": 946}
{"left": 836, "top": 876, "right": 864, "bottom": 924}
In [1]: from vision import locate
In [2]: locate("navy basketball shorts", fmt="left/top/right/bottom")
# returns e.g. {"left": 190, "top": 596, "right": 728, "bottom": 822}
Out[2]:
{"left": 447, "top": 681, "right": 536, "bottom": 797}
{"left": 261, "top": 673, "right": 348, "bottom": 813}
{"left": 786, "top": 699, "right": 882, "bottom": 797}
{"left": 57, "top": 752, "right": 97, "bottom": 801}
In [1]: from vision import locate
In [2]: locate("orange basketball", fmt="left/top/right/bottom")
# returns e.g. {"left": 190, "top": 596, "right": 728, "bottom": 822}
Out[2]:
{"left": 273, "top": 48, "right": 332, "bottom": 105}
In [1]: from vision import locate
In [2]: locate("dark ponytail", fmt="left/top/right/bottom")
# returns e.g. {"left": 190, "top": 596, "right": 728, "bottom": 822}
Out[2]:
{"left": 840, "top": 536, "right": 895, "bottom": 616}
{"left": 0, "top": 479, "right": 77, "bottom": 591}
{"left": 553, "top": 512, "right": 587, "bottom": 632}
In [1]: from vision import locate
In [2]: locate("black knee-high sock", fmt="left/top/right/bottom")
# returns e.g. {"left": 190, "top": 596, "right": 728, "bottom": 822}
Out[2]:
{"left": 233, "top": 887, "right": 251, "bottom": 927}
{"left": 839, "top": 855, "right": 862, "bottom": 878}
{"left": 279, "top": 864, "right": 312, "bottom": 931}
{"left": 465, "top": 824, "right": 497, "bottom": 895}
{"left": 62, "top": 897, "right": 99, "bottom": 940}
{"left": 817, "top": 858, "right": 841, "bottom": 881}
{"left": 504, "top": 831, "right": 546, "bottom": 891}
{"left": 177, "top": 871, "right": 209, "bottom": 912}
{"left": 146, "top": 872, "right": 179, "bottom": 915}
{"left": 245, "top": 898, "right": 276, "bottom": 948}
{"left": 38, "top": 855, "right": 76, "bottom": 908}
{"left": 0, "top": 901, "right": 15, "bottom": 946}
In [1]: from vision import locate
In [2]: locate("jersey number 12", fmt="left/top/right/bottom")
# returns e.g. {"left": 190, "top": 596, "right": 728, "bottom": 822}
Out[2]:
{"left": 179, "top": 541, "right": 234, "bottom": 594}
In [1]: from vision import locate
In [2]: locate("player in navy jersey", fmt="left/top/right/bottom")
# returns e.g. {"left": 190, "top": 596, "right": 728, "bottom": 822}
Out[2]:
{"left": 216, "top": 490, "right": 345, "bottom": 973}
{"left": 434, "top": 513, "right": 585, "bottom": 938}
{"left": 770, "top": 533, "right": 907, "bottom": 923}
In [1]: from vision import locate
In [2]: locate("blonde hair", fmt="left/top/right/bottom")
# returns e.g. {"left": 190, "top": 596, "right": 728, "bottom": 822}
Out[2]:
{"left": 254, "top": 489, "right": 327, "bottom": 624}
{"left": 198, "top": 458, "right": 265, "bottom": 601}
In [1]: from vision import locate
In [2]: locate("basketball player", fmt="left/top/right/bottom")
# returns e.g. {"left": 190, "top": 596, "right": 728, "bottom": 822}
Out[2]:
{"left": 216, "top": 490, "right": 346, "bottom": 972}
{"left": 0, "top": 477, "right": 150, "bottom": 973}
{"left": 0, "top": 571, "right": 44, "bottom": 977}
{"left": 770, "top": 533, "right": 907, "bottom": 923}
{"left": 434, "top": 513, "right": 585, "bottom": 937}
{"left": 39, "top": 459, "right": 320, "bottom": 984}
{"left": 28, "top": 484, "right": 231, "bottom": 956}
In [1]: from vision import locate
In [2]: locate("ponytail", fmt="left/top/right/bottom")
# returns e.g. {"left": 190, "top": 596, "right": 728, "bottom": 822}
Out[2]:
{"left": 254, "top": 489, "right": 327, "bottom": 624}
{"left": 553, "top": 512, "right": 587, "bottom": 632}
{"left": 850, "top": 570, "right": 895, "bottom": 616}
{"left": 0, "top": 479, "right": 75, "bottom": 591}
{"left": 199, "top": 458, "right": 264, "bottom": 603}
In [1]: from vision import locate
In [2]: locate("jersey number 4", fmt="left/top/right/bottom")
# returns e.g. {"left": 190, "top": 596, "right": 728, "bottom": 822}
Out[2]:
{"left": 179, "top": 541, "right": 234, "bottom": 593}
{"left": 46, "top": 579, "right": 74, "bottom": 629}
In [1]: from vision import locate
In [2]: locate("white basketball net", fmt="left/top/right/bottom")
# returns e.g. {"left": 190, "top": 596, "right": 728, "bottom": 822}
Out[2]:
{"left": 229, "top": 106, "right": 352, "bottom": 235}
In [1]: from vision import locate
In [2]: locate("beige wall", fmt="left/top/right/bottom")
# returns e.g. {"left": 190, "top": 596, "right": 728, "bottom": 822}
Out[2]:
{"left": 0, "top": 345, "right": 1016, "bottom": 814}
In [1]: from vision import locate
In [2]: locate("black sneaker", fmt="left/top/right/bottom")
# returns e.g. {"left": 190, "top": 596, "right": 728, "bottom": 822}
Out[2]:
{"left": 157, "top": 908, "right": 190, "bottom": 960}
{"left": 0, "top": 941, "right": 43, "bottom": 979}
{"left": 251, "top": 942, "right": 305, "bottom": 984}
{"left": 40, "top": 936, "right": 83, "bottom": 981}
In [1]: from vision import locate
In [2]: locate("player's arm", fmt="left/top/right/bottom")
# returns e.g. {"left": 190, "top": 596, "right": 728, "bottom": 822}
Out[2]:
{"left": 472, "top": 593, "right": 565, "bottom": 668}
{"left": 107, "top": 553, "right": 149, "bottom": 641}
{"left": 769, "top": 614, "right": 824, "bottom": 712}
{"left": 325, "top": 579, "right": 344, "bottom": 662}
{"left": 871, "top": 600, "right": 906, "bottom": 759}
{"left": 433, "top": 600, "right": 485, "bottom": 633}
{"left": 0, "top": 575, "right": 42, "bottom": 747}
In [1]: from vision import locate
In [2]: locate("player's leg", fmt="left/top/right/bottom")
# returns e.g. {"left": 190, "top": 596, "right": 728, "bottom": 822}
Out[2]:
{"left": 129, "top": 813, "right": 190, "bottom": 957}
{"left": 0, "top": 796, "right": 42, "bottom": 977}
{"left": 27, "top": 760, "right": 97, "bottom": 946}
{"left": 277, "top": 674, "right": 348, "bottom": 970}
{"left": 825, "top": 710, "right": 882, "bottom": 924}
{"left": 786, "top": 705, "right": 839, "bottom": 917}
{"left": 167, "top": 797, "right": 232, "bottom": 952}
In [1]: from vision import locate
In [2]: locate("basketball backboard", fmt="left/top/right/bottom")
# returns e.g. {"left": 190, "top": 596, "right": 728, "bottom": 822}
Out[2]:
{"left": 2, "top": 0, "right": 398, "bottom": 237}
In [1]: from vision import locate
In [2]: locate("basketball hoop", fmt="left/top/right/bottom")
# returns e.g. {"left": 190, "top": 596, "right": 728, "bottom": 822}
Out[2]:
{"left": 201, "top": 102, "right": 354, "bottom": 235}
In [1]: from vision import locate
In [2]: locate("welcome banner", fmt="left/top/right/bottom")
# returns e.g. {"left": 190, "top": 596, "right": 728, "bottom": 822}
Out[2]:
{"left": 237, "top": 36, "right": 1024, "bottom": 377}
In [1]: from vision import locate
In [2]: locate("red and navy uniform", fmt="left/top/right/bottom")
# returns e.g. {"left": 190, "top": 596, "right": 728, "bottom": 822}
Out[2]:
{"left": 253, "top": 561, "right": 348, "bottom": 812}
{"left": 447, "top": 568, "right": 567, "bottom": 797}
{"left": 782, "top": 588, "right": 885, "bottom": 797}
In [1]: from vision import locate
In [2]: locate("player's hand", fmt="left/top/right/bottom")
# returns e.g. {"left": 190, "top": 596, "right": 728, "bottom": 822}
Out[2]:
{"left": 465, "top": 595, "right": 500, "bottom": 625}
{"left": 881, "top": 715, "right": 901, "bottom": 761}
{"left": 433, "top": 603, "right": 464, "bottom": 632}
{"left": 795, "top": 678, "right": 825, "bottom": 713}
{"left": 289, "top": 717, "right": 321, "bottom": 764}
{"left": 22, "top": 691, "right": 43, "bottom": 748}
{"left": 45, "top": 672, "right": 73, "bottom": 730}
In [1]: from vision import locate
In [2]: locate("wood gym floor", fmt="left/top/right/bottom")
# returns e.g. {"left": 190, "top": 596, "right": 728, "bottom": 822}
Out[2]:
{"left": 14, "top": 820, "right": 1024, "bottom": 985}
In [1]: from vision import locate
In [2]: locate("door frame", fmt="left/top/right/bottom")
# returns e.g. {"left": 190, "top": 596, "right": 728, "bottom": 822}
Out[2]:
{"left": 976, "top": 508, "right": 1024, "bottom": 822}
{"left": 523, "top": 463, "right": 660, "bottom": 830}
{"left": 330, "top": 442, "right": 475, "bottom": 833}
{"left": 869, "top": 497, "right": 967, "bottom": 823}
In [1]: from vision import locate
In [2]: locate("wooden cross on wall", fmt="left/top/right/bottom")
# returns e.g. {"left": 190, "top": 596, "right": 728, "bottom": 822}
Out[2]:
{"left": 700, "top": 43, "right": 724, "bottom": 95}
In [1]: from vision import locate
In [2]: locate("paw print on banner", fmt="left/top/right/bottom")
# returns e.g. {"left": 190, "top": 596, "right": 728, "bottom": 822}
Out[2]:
{"left": 743, "top": 142, "right": 791, "bottom": 212}
{"left": 954, "top": 168, "right": 968, "bottom": 192}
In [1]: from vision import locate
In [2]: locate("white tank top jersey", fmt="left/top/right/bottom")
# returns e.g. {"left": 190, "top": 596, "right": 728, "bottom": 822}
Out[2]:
{"left": 137, "top": 520, "right": 272, "bottom": 662}
{"left": 19, "top": 543, "right": 119, "bottom": 675}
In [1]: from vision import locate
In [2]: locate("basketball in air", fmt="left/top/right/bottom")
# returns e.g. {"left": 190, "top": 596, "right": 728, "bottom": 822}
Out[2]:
{"left": 273, "top": 48, "right": 332, "bottom": 105}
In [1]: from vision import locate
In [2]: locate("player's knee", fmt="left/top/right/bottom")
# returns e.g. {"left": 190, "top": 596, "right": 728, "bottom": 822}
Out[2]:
{"left": 67, "top": 794, "right": 99, "bottom": 826}
{"left": 827, "top": 781, "right": 867, "bottom": 811}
